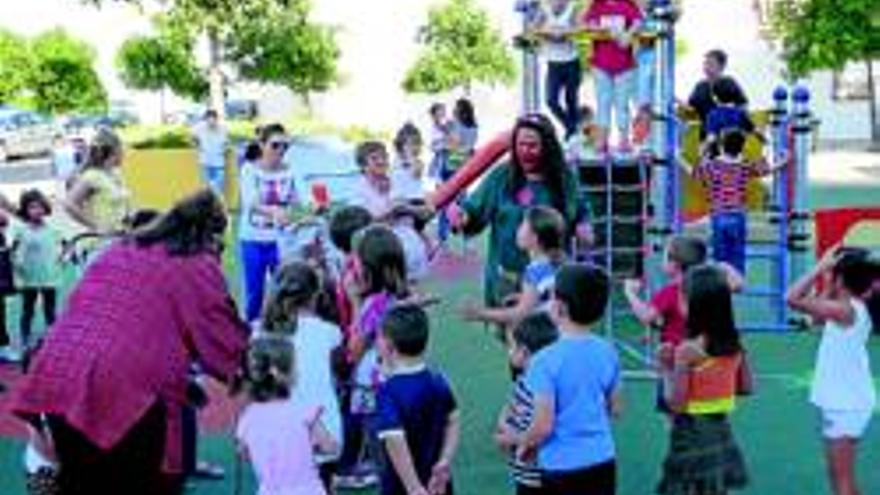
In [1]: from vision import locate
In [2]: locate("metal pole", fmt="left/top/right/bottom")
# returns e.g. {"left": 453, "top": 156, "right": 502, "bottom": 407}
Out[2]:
{"left": 769, "top": 86, "right": 789, "bottom": 211}
{"left": 515, "top": 0, "right": 542, "bottom": 115}
{"left": 790, "top": 86, "right": 811, "bottom": 284}
{"left": 770, "top": 86, "right": 790, "bottom": 330}
{"left": 649, "top": 0, "right": 679, "bottom": 234}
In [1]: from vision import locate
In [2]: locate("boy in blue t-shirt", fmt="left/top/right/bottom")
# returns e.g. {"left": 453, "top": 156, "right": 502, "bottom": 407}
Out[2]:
{"left": 375, "top": 305, "right": 460, "bottom": 495}
{"left": 519, "top": 263, "right": 621, "bottom": 494}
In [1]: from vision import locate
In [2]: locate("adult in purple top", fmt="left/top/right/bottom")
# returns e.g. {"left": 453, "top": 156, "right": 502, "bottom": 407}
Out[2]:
{"left": 11, "top": 189, "right": 249, "bottom": 495}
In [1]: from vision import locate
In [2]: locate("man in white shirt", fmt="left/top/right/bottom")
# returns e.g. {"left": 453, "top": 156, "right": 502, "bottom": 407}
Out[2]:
{"left": 193, "top": 109, "right": 228, "bottom": 197}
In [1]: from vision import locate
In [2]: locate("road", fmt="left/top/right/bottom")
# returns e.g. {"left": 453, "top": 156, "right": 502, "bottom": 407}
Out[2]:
{"left": 0, "top": 156, "right": 56, "bottom": 203}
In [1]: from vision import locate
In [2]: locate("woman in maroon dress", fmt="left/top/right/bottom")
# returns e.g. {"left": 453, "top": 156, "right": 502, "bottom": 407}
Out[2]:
{"left": 11, "top": 189, "right": 249, "bottom": 494}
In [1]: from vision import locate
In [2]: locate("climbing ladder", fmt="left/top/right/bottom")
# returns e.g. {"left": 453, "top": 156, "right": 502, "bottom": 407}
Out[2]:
{"left": 576, "top": 155, "right": 655, "bottom": 376}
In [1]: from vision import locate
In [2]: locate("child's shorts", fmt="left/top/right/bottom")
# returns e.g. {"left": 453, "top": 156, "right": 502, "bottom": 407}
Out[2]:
{"left": 819, "top": 408, "right": 873, "bottom": 440}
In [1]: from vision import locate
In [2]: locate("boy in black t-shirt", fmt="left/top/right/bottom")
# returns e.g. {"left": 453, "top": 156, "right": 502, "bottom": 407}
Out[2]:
{"left": 375, "top": 305, "right": 459, "bottom": 495}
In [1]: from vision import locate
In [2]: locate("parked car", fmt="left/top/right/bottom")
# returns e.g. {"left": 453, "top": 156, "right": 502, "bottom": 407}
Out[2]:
{"left": 0, "top": 109, "right": 57, "bottom": 162}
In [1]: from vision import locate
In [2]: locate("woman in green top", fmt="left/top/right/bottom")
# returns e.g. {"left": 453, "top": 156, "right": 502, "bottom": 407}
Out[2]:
{"left": 65, "top": 128, "right": 132, "bottom": 233}
{"left": 449, "top": 114, "right": 593, "bottom": 306}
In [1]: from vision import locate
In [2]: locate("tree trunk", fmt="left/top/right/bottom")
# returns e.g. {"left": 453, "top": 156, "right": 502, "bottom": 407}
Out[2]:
{"left": 159, "top": 87, "right": 167, "bottom": 124}
{"left": 208, "top": 28, "right": 225, "bottom": 122}
{"left": 867, "top": 59, "right": 879, "bottom": 145}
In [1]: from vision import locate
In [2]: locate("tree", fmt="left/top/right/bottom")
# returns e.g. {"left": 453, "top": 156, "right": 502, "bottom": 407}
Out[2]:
{"left": 771, "top": 0, "right": 880, "bottom": 144}
{"left": 0, "top": 30, "right": 32, "bottom": 105}
{"left": 225, "top": 2, "right": 340, "bottom": 108}
{"left": 80, "top": 0, "right": 339, "bottom": 119}
{"left": 116, "top": 21, "right": 207, "bottom": 119}
{"left": 28, "top": 29, "right": 107, "bottom": 114}
{"left": 403, "top": 0, "right": 516, "bottom": 95}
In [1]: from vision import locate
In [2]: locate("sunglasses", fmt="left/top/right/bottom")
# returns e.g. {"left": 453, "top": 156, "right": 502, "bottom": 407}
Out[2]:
{"left": 268, "top": 140, "right": 289, "bottom": 151}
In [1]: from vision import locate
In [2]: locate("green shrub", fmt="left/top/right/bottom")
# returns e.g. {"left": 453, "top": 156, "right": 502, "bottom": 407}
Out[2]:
{"left": 119, "top": 116, "right": 388, "bottom": 150}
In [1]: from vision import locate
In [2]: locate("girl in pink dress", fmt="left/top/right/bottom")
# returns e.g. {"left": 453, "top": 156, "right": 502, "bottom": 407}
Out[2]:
{"left": 237, "top": 335, "right": 339, "bottom": 495}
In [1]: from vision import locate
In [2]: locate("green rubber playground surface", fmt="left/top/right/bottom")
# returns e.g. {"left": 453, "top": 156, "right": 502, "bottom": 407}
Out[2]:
{"left": 0, "top": 182, "right": 877, "bottom": 494}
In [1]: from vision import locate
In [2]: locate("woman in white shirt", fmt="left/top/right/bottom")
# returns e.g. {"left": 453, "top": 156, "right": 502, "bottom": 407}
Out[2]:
{"left": 239, "top": 123, "right": 300, "bottom": 323}
{"left": 787, "top": 246, "right": 879, "bottom": 495}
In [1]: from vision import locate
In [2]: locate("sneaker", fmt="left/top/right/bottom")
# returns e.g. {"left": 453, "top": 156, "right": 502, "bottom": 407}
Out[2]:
{"left": 334, "top": 472, "right": 378, "bottom": 490}
{"left": 0, "top": 347, "right": 21, "bottom": 364}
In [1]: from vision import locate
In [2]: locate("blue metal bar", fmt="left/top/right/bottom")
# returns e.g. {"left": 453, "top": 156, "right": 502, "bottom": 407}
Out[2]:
{"left": 738, "top": 288, "right": 785, "bottom": 298}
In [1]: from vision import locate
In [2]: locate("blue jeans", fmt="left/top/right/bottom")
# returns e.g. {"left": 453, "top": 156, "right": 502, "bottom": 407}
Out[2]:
{"left": 594, "top": 68, "right": 635, "bottom": 135}
{"left": 636, "top": 48, "right": 656, "bottom": 108}
{"left": 240, "top": 240, "right": 280, "bottom": 322}
{"left": 711, "top": 211, "right": 747, "bottom": 274}
{"left": 203, "top": 165, "right": 225, "bottom": 197}
{"left": 437, "top": 166, "right": 455, "bottom": 243}
{"left": 545, "top": 59, "right": 583, "bottom": 138}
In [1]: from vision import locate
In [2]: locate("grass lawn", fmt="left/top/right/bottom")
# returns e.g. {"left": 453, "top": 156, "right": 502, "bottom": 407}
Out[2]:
{"left": 0, "top": 179, "right": 878, "bottom": 494}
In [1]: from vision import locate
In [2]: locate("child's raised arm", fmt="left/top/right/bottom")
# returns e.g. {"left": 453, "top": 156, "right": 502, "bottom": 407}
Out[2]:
{"left": 623, "top": 279, "right": 661, "bottom": 327}
{"left": 786, "top": 247, "right": 855, "bottom": 326}
{"left": 461, "top": 286, "right": 540, "bottom": 328}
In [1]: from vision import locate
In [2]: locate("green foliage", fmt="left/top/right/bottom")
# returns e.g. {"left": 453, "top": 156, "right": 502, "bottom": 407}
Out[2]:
{"left": 225, "top": 2, "right": 340, "bottom": 101}
{"left": 28, "top": 28, "right": 107, "bottom": 114}
{"left": 116, "top": 23, "right": 207, "bottom": 101}
{"left": 770, "top": 0, "right": 880, "bottom": 77}
{"left": 121, "top": 117, "right": 386, "bottom": 150}
{"left": 0, "top": 30, "right": 32, "bottom": 104}
{"left": 121, "top": 124, "right": 193, "bottom": 149}
{"left": 403, "top": 0, "right": 516, "bottom": 94}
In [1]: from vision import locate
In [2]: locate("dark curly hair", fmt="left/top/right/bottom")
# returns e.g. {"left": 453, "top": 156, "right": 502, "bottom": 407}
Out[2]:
{"left": 509, "top": 114, "right": 571, "bottom": 224}
{"left": 132, "top": 188, "right": 227, "bottom": 257}
{"left": 17, "top": 189, "right": 52, "bottom": 221}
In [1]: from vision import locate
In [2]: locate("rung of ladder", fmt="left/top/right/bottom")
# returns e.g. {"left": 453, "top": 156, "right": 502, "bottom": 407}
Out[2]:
{"left": 738, "top": 288, "right": 784, "bottom": 298}
{"left": 745, "top": 249, "right": 782, "bottom": 259}
{"left": 591, "top": 246, "right": 650, "bottom": 255}
{"left": 592, "top": 215, "right": 648, "bottom": 224}
{"left": 739, "top": 323, "right": 797, "bottom": 333}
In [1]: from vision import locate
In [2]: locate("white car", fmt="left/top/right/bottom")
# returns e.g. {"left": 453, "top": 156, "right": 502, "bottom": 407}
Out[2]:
{"left": 0, "top": 109, "right": 57, "bottom": 163}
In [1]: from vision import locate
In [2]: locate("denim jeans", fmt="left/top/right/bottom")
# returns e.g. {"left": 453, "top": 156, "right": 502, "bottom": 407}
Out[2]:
{"left": 711, "top": 211, "right": 747, "bottom": 274}
{"left": 203, "top": 165, "right": 225, "bottom": 197}
{"left": 545, "top": 58, "right": 583, "bottom": 138}
{"left": 240, "top": 240, "right": 280, "bottom": 322}
{"left": 593, "top": 68, "right": 635, "bottom": 134}
{"left": 437, "top": 166, "right": 456, "bottom": 243}
{"left": 636, "top": 48, "right": 656, "bottom": 109}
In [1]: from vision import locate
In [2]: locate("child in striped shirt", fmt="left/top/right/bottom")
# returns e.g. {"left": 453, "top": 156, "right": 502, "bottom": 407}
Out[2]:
{"left": 693, "top": 130, "right": 783, "bottom": 274}
{"left": 494, "top": 312, "right": 559, "bottom": 495}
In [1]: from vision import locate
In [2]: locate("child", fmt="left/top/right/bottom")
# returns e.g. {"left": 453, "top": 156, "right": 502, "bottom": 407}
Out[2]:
{"left": 693, "top": 130, "right": 782, "bottom": 274}
{"left": 353, "top": 141, "right": 394, "bottom": 220}
{"left": 261, "top": 261, "right": 345, "bottom": 491}
{"left": 583, "top": 0, "right": 644, "bottom": 154}
{"left": 0, "top": 211, "right": 13, "bottom": 361}
{"left": 494, "top": 312, "right": 559, "bottom": 495}
{"left": 391, "top": 123, "right": 427, "bottom": 203}
{"left": 328, "top": 205, "right": 374, "bottom": 337}
{"left": 518, "top": 263, "right": 620, "bottom": 494}
{"left": 428, "top": 103, "right": 451, "bottom": 185}
{"left": 336, "top": 225, "right": 410, "bottom": 489}
{"left": 565, "top": 106, "right": 599, "bottom": 162}
{"left": 11, "top": 190, "right": 61, "bottom": 353}
{"left": 429, "top": 103, "right": 453, "bottom": 243}
{"left": 236, "top": 335, "right": 339, "bottom": 495}
{"left": 624, "top": 236, "right": 707, "bottom": 347}
{"left": 533, "top": 0, "right": 582, "bottom": 139}
{"left": 462, "top": 205, "right": 567, "bottom": 344}
{"left": 375, "top": 304, "right": 459, "bottom": 495}
{"left": 786, "top": 247, "right": 879, "bottom": 495}
{"left": 657, "top": 264, "right": 749, "bottom": 495}
{"left": 703, "top": 77, "right": 758, "bottom": 157}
